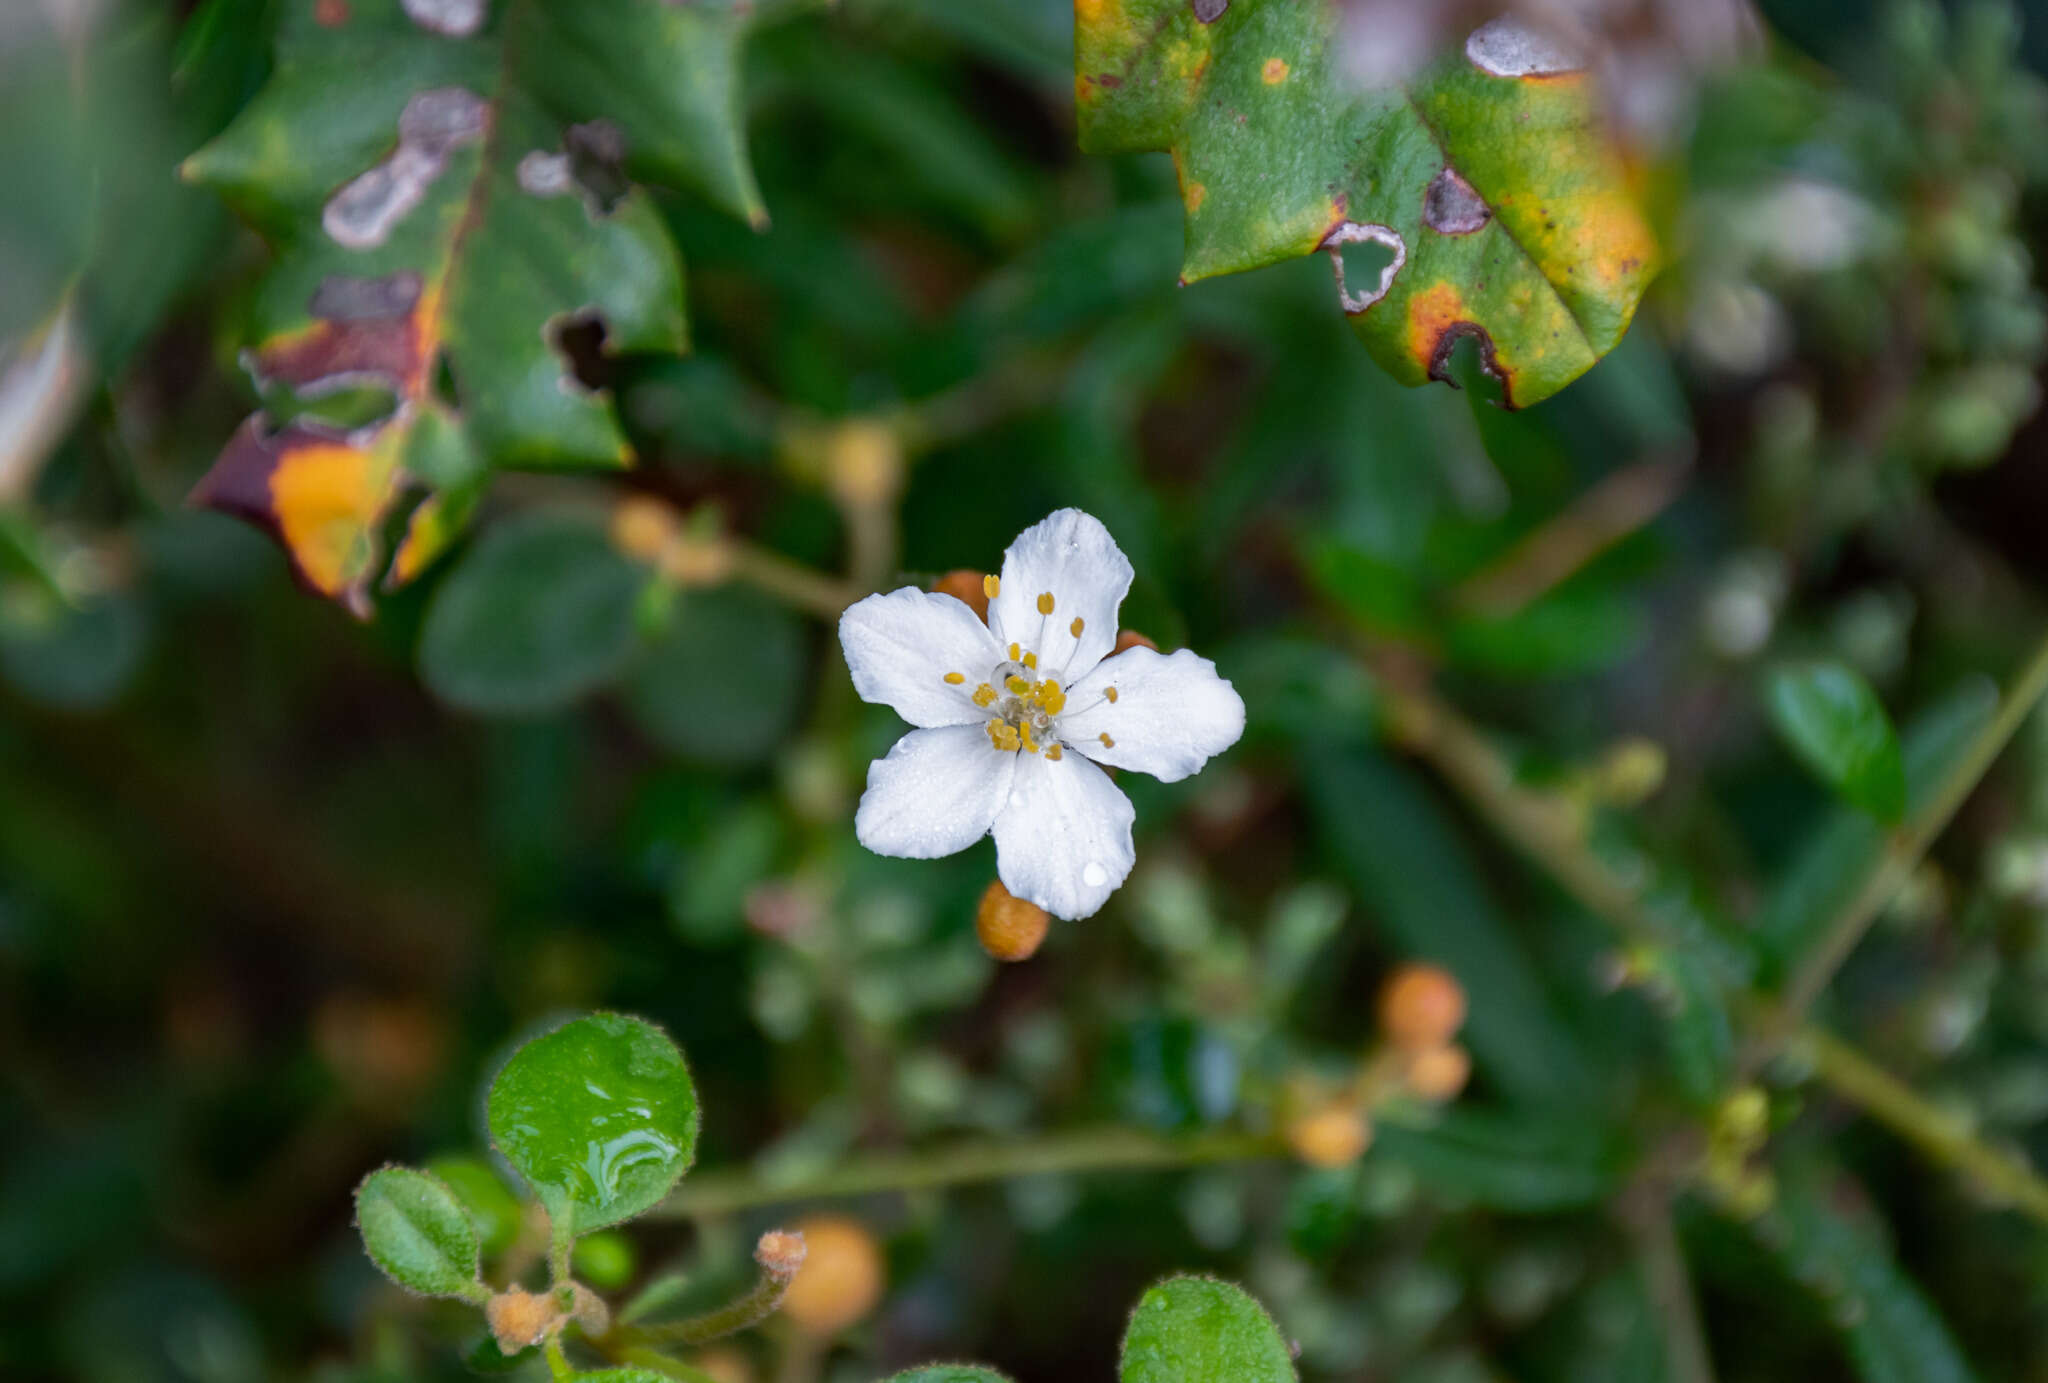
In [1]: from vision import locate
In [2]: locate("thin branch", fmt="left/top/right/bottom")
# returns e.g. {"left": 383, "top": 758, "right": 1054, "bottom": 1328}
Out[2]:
{"left": 1803, "top": 1027, "right": 2048, "bottom": 1225}
{"left": 653, "top": 1127, "right": 1285, "bottom": 1220}
{"left": 727, "top": 541, "right": 860, "bottom": 619}
{"left": 1620, "top": 1191, "right": 1717, "bottom": 1383}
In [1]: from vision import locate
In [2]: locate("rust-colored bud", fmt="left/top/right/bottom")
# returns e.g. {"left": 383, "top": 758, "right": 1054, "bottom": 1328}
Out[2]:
{"left": 976, "top": 879, "right": 1049, "bottom": 962}
{"left": 1114, "top": 629, "right": 1159, "bottom": 654}
{"left": 1404, "top": 1042, "right": 1471, "bottom": 1101}
{"left": 658, "top": 533, "right": 735, "bottom": 587}
{"left": 485, "top": 1288, "right": 557, "bottom": 1354}
{"left": 1285, "top": 1101, "right": 1373, "bottom": 1169}
{"left": 1378, "top": 962, "right": 1467, "bottom": 1051}
{"left": 779, "top": 1215, "right": 884, "bottom": 1336}
{"left": 755, "top": 1228, "right": 809, "bottom": 1281}
{"left": 611, "top": 495, "right": 681, "bottom": 564}
{"left": 825, "top": 419, "right": 903, "bottom": 508}
{"left": 932, "top": 569, "right": 990, "bottom": 622}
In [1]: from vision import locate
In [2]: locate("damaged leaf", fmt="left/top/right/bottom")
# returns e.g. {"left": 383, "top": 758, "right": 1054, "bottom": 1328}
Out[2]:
{"left": 182, "top": 0, "right": 772, "bottom": 613}
{"left": 1076, "top": 3, "right": 1658, "bottom": 407}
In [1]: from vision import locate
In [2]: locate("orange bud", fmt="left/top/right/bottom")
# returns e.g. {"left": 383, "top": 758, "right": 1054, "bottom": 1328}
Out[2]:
{"left": 485, "top": 1288, "right": 557, "bottom": 1353}
{"left": 658, "top": 534, "right": 734, "bottom": 586}
{"left": 779, "top": 1215, "right": 884, "bottom": 1336}
{"left": 825, "top": 419, "right": 902, "bottom": 507}
{"left": 1379, "top": 963, "right": 1467, "bottom": 1051}
{"left": 755, "top": 1228, "right": 808, "bottom": 1280}
{"left": 1114, "top": 629, "right": 1159, "bottom": 654}
{"left": 1404, "top": 1042, "right": 1471, "bottom": 1101}
{"left": 1285, "top": 1102, "right": 1373, "bottom": 1169}
{"left": 976, "top": 879, "right": 1049, "bottom": 962}
{"left": 611, "top": 495, "right": 680, "bottom": 564}
{"left": 932, "top": 569, "right": 990, "bottom": 622}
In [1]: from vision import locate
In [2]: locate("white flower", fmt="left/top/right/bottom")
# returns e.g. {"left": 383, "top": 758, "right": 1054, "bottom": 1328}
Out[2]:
{"left": 838, "top": 509, "right": 1246, "bottom": 920}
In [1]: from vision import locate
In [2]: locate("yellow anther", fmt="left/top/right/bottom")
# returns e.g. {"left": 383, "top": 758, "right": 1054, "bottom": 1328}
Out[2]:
{"left": 1071, "top": 616, "right": 1085, "bottom": 638}
{"left": 1047, "top": 743, "right": 1063, "bottom": 761}
{"left": 971, "top": 683, "right": 996, "bottom": 707}
{"left": 1099, "top": 732, "right": 1115, "bottom": 748}
{"left": 1023, "top": 652, "right": 1037, "bottom": 670}
{"left": 1008, "top": 642, "right": 1021, "bottom": 661}
{"left": 1019, "top": 723, "right": 1039, "bottom": 755}
{"left": 943, "top": 672, "right": 965, "bottom": 685}
{"left": 1037, "top": 592, "right": 1055, "bottom": 615}
{"left": 984, "top": 574, "right": 1000, "bottom": 598}
{"left": 1105, "top": 687, "right": 1118, "bottom": 703}
{"left": 1006, "top": 676, "right": 1031, "bottom": 695}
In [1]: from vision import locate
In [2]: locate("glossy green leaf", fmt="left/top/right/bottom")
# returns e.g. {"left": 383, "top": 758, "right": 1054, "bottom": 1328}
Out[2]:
{"left": 1076, "top": 2, "right": 1658, "bottom": 407}
{"left": 353, "top": 1166, "right": 484, "bottom": 1299}
{"left": 419, "top": 512, "right": 647, "bottom": 715}
{"left": 1759, "top": 1173, "right": 1981, "bottom": 1383}
{"left": 881, "top": 1370, "right": 1017, "bottom": 1383}
{"left": 487, "top": 1013, "right": 699, "bottom": 1236}
{"left": 182, "top": 0, "right": 770, "bottom": 612}
{"left": 1755, "top": 678, "right": 1998, "bottom": 977}
{"left": 424, "top": 1154, "right": 525, "bottom": 1259}
{"left": 1766, "top": 662, "right": 1908, "bottom": 823}
{"left": 1119, "top": 1276, "right": 1297, "bottom": 1383}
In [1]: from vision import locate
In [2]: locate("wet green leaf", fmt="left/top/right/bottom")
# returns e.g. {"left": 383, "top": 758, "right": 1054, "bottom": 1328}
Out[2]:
{"left": 1765, "top": 662, "right": 1907, "bottom": 823}
{"left": 1120, "top": 1276, "right": 1297, "bottom": 1383}
{"left": 182, "top": 0, "right": 771, "bottom": 611}
{"left": 419, "top": 512, "right": 646, "bottom": 715}
{"left": 1076, "top": 2, "right": 1658, "bottom": 407}
{"left": 353, "top": 1166, "right": 483, "bottom": 1299}
{"left": 487, "top": 1013, "right": 699, "bottom": 1236}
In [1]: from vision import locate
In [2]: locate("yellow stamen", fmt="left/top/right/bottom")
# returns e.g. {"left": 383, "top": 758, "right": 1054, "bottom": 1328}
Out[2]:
{"left": 943, "top": 672, "right": 965, "bottom": 685}
{"left": 1006, "top": 676, "right": 1032, "bottom": 695}
{"left": 1047, "top": 742, "right": 1063, "bottom": 761}
{"left": 1037, "top": 592, "right": 1055, "bottom": 615}
{"left": 1023, "top": 651, "right": 1037, "bottom": 670}
{"left": 1019, "top": 722, "right": 1039, "bottom": 755}
{"left": 984, "top": 574, "right": 1000, "bottom": 598}
{"left": 1008, "top": 642, "right": 1021, "bottom": 661}
{"left": 1099, "top": 732, "right": 1115, "bottom": 748}
{"left": 972, "top": 683, "right": 996, "bottom": 707}
{"left": 1071, "top": 616, "right": 1085, "bottom": 638}
{"left": 1105, "top": 687, "right": 1118, "bottom": 703}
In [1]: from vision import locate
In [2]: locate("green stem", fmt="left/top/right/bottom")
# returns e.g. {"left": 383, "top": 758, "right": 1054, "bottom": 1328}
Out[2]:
{"left": 1803, "top": 1027, "right": 2048, "bottom": 1225}
{"left": 1623, "top": 1194, "right": 1717, "bottom": 1383}
{"left": 547, "top": 1216, "right": 574, "bottom": 1287}
{"left": 636, "top": 1268, "right": 795, "bottom": 1346}
{"left": 544, "top": 1335, "right": 574, "bottom": 1383}
{"left": 1765, "top": 628, "right": 2048, "bottom": 1047}
{"left": 729, "top": 542, "right": 858, "bottom": 619}
{"left": 655, "top": 1127, "right": 1284, "bottom": 1220}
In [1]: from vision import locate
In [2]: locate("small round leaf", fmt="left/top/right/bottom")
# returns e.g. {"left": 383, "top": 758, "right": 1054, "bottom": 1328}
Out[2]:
{"left": 420, "top": 513, "right": 647, "bottom": 715}
{"left": 487, "top": 1013, "right": 700, "bottom": 1236}
{"left": 1120, "top": 1276, "right": 1297, "bottom": 1383}
{"left": 1765, "top": 661, "right": 1907, "bottom": 823}
{"left": 354, "top": 1167, "right": 483, "bottom": 1299}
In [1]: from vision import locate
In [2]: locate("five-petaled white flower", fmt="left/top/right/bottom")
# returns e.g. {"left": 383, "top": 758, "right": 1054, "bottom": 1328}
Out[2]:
{"left": 838, "top": 509, "right": 1246, "bottom": 920}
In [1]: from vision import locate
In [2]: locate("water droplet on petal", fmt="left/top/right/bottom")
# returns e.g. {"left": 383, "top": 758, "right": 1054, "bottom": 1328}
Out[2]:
{"left": 1082, "top": 861, "right": 1108, "bottom": 888}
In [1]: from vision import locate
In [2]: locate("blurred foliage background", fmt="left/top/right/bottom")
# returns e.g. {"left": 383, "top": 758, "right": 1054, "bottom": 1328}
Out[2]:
{"left": 5, "top": 0, "right": 2048, "bottom": 1380}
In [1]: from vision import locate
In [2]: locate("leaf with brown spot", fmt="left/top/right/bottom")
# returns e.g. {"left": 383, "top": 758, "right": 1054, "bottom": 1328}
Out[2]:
{"left": 182, "top": 0, "right": 776, "bottom": 614}
{"left": 1075, "top": 3, "right": 1657, "bottom": 406}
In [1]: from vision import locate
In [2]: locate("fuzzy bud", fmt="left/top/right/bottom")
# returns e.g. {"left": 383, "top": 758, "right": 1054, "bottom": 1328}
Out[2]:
{"left": 1114, "top": 628, "right": 1159, "bottom": 655}
{"left": 1286, "top": 1101, "right": 1373, "bottom": 1169}
{"left": 1404, "top": 1042, "right": 1471, "bottom": 1102}
{"left": 779, "top": 1215, "right": 884, "bottom": 1337}
{"left": 754, "top": 1228, "right": 809, "bottom": 1281}
{"left": 976, "top": 879, "right": 1050, "bottom": 962}
{"left": 485, "top": 1287, "right": 557, "bottom": 1354}
{"left": 932, "top": 569, "right": 991, "bottom": 622}
{"left": 611, "top": 495, "right": 681, "bottom": 565}
{"left": 825, "top": 419, "right": 903, "bottom": 508}
{"left": 1378, "top": 962, "right": 1468, "bottom": 1051}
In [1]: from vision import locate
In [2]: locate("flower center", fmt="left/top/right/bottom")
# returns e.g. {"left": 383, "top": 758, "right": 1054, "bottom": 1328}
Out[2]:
{"left": 973, "top": 642, "right": 1066, "bottom": 758}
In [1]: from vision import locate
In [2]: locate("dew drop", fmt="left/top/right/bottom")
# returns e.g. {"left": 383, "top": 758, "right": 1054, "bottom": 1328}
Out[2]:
{"left": 1082, "top": 861, "right": 1108, "bottom": 889}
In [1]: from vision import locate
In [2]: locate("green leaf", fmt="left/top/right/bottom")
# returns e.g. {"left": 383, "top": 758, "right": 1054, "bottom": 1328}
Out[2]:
{"left": 1765, "top": 662, "right": 1908, "bottom": 823}
{"left": 623, "top": 586, "right": 808, "bottom": 766}
{"left": 353, "top": 1166, "right": 484, "bottom": 1299}
{"left": 880, "top": 1370, "right": 1017, "bottom": 1383}
{"left": 424, "top": 1154, "right": 526, "bottom": 1258}
{"left": 182, "top": 0, "right": 770, "bottom": 612}
{"left": 1754, "top": 678, "right": 1998, "bottom": 977}
{"left": 487, "top": 1012, "right": 699, "bottom": 1236}
{"left": 1119, "top": 1276, "right": 1297, "bottom": 1383}
{"left": 1076, "top": 3, "right": 1658, "bottom": 407}
{"left": 1758, "top": 1172, "right": 1981, "bottom": 1383}
{"left": 419, "top": 512, "right": 646, "bottom": 715}
{"left": 1374, "top": 1107, "right": 1628, "bottom": 1211}
{"left": 573, "top": 1372, "right": 673, "bottom": 1383}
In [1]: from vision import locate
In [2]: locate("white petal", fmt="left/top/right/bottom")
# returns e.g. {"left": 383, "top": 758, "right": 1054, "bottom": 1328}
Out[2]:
{"left": 987, "top": 509, "right": 1133, "bottom": 685}
{"left": 1063, "top": 646, "right": 1246, "bottom": 783}
{"left": 856, "top": 726, "right": 1016, "bottom": 859}
{"left": 992, "top": 750, "right": 1136, "bottom": 920}
{"left": 840, "top": 586, "right": 1004, "bottom": 728}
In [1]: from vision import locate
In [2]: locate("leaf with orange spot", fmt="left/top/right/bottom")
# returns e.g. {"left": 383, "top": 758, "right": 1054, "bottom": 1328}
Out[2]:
{"left": 1074, "top": 2, "right": 1658, "bottom": 407}
{"left": 181, "top": 0, "right": 779, "bottom": 614}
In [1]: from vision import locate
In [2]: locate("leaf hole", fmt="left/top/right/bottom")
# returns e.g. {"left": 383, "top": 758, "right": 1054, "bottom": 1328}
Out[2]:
{"left": 550, "top": 314, "right": 614, "bottom": 394}
{"left": 1320, "top": 222, "right": 1406, "bottom": 315}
